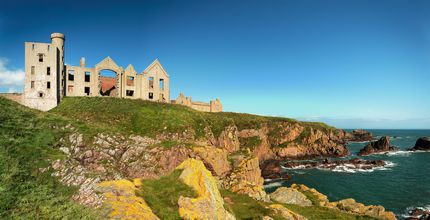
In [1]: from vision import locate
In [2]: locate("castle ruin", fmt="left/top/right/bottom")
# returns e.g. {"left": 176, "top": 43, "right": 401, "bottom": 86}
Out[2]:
{"left": 19, "top": 33, "right": 222, "bottom": 112}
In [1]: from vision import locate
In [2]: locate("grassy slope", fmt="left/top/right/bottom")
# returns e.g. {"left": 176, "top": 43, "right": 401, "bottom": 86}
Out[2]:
{"left": 51, "top": 97, "right": 336, "bottom": 143}
{"left": 0, "top": 97, "right": 98, "bottom": 219}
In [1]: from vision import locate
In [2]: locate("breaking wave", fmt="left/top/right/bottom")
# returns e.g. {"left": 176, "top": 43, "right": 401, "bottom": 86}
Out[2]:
{"left": 283, "top": 161, "right": 396, "bottom": 173}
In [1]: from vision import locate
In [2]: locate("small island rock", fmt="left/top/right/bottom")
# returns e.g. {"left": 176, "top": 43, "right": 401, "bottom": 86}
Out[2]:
{"left": 410, "top": 137, "right": 430, "bottom": 151}
{"left": 358, "top": 136, "right": 396, "bottom": 156}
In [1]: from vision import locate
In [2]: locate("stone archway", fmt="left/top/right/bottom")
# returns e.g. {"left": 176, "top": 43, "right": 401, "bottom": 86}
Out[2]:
{"left": 95, "top": 57, "right": 123, "bottom": 98}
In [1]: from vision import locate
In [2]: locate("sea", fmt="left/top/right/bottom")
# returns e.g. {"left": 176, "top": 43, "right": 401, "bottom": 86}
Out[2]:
{"left": 265, "top": 129, "right": 430, "bottom": 219}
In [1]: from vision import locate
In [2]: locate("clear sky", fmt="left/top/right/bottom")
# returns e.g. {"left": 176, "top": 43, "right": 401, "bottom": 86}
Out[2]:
{"left": 0, "top": 0, "right": 429, "bottom": 129}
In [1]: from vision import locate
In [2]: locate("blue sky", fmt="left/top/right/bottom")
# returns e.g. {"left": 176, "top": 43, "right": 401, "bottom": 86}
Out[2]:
{"left": 0, "top": 0, "right": 429, "bottom": 129}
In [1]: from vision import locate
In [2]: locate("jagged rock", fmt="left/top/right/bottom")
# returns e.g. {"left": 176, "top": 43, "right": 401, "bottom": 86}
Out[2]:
{"left": 410, "top": 137, "right": 430, "bottom": 151}
{"left": 176, "top": 159, "right": 235, "bottom": 220}
{"left": 217, "top": 125, "right": 240, "bottom": 153}
{"left": 193, "top": 146, "right": 231, "bottom": 177}
{"left": 269, "top": 187, "right": 312, "bottom": 207}
{"left": 223, "top": 157, "right": 269, "bottom": 201}
{"left": 97, "top": 179, "right": 159, "bottom": 220}
{"left": 359, "top": 136, "right": 396, "bottom": 156}
{"left": 269, "top": 204, "right": 308, "bottom": 220}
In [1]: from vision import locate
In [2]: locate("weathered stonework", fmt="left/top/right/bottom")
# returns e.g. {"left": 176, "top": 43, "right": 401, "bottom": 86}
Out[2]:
{"left": 22, "top": 33, "right": 222, "bottom": 112}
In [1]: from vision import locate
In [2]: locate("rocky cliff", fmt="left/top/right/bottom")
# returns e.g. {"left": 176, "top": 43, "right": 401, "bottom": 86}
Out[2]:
{"left": 0, "top": 97, "right": 396, "bottom": 219}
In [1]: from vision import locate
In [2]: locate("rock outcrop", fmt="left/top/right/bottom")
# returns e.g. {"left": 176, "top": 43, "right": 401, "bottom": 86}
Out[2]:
{"left": 193, "top": 146, "right": 231, "bottom": 177}
{"left": 222, "top": 157, "right": 269, "bottom": 201}
{"left": 97, "top": 179, "right": 159, "bottom": 220}
{"left": 290, "top": 184, "right": 397, "bottom": 220}
{"left": 346, "top": 129, "right": 373, "bottom": 142}
{"left": 410, "top": 137, "right": 430, "bottom": 151}
{"left": 176, "top": 159, "right": 235, "bottom": 220}
{"left": 359, "top": 136, "right": 396, "bottom": 156}
{"left": 269, "top": 204, "right": 308, "bottom": 220}
{"left": 269, "top": 187, "right": 312, "bottom": 207}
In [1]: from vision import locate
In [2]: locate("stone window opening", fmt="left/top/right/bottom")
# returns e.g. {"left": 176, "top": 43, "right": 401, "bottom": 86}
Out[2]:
{"left": 126, "top": 90, "right": 134, "bottom": 97}
{"left": 32, "top": 44, "right": 35, "bottom": 50}
{"left": 31, "top": 81, "right": 34, "bottom": 89}
{"left": 84, "top": 87, "right": 90, "bottom": 96}
{"left": 126, "top": 76, "right": 135, "bottom": 86}
{"left": 47, "top": 67, "right": 50, "bottom": 75}
{"left": 159, "top": 79, "right": 164, "bottom": 90}
{"left": 149, "top": 77, "right": 154, "bottom": 89}
{"left": 68, "top": 70, "right": 75, "bottom": 81}
{"left": 38, "top": 92, "right": 43, "bottom": 98}
{"left": 38, "top": 53, "right": 43, "bottom": 62}
{"left": 68, "top": 85, "right": 74, "bottom": 93}
{"left": 85, "top": 72, "right": 91, "bottom": 82}
{"left": 31, "top": 66, "right": 35, "bottom": 75}
{"left": 47, "top": 81, "right": 51, "bottom": 89}
{"left": 48, "top": 45, "right": 50, "bottom": 51}
{"left": 149, "top": 92, "right": 153, "bottom": 99}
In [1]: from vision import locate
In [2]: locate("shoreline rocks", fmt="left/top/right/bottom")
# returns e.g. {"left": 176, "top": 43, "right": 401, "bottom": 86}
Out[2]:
{"left": 405, "top": 207, "right": 430, "bottom": 220}
{"left": 358, "top": 136, "right": 397, "bottom": 156}
{"left": 410, "top": 137, "right": 430, "bottom": 151}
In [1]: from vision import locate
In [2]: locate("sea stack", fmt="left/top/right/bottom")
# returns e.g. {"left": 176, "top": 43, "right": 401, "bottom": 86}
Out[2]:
{"left": 358, "top": 136, "right": 396, "bottom": 156}
{"left": 410, "top": 137, "right": 430, "bottom": 151}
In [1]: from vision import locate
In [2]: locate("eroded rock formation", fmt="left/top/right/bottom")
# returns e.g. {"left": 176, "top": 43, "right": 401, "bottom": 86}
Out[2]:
{"left": 359, "top": 136, "right": 397, "bottom": 156}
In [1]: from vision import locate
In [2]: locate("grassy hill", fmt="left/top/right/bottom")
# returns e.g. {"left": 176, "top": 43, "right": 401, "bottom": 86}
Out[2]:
{"left": 51, "top": 97, "right": 336, "bottom": 143}
{"left": 0, "top": 97, "right": 98, "bottom": 219}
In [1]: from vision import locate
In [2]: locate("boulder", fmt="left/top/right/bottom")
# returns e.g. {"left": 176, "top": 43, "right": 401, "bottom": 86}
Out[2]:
{"left": 359, "top": 136, "right": 396, "bottom": 156}
{"left": 269, "top": 204, "right": 308, "bottom": 220}
{"left": 410, "top": 137, "right": 430, "bottom": 151}
{"left": 97, "top": 179, "right": 159, "bottom": 220}
{"left": 269, "top": 187, "right": 312, "bottom": 207}
{"left": 175, "top": 159, "right": 235, "bottom": 220}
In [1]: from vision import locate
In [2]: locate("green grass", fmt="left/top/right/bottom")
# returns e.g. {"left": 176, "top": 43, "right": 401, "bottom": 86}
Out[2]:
{"left": 51, "top": 97, "right": 336, "bottom": 146}
{"left": 0, "top": 97, "right": 99, "bottom": 219}
{"left": 239, "top": 136, "right": 262, "bottom": 149}
{"left": 220, "top": 189, "right": 285, "bottom": 220}
{"left": 138, "top": 169, "right": 197, "bottom": 219}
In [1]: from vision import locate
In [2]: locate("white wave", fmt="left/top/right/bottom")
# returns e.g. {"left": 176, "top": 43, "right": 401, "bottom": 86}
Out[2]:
{"left": 385, "top": 151, "right": 411, "bottom": 156}
{"left": 283, "top": 161, "right": 396, "bottom": 173}
{"left": 264, "top": 182, "right": 282, "bottom": 188}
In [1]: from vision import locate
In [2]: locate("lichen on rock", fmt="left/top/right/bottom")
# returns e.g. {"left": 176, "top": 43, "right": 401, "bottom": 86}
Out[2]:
{"left": 176, "top": 158, "right": 236, "bottom": 220}
{"left": 97, "top": 179, "right": 159, "bottom": 220}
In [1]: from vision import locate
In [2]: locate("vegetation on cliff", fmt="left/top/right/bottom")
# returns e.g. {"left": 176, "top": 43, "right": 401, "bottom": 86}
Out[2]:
{"left": 51, "top": 97, "right": 337, "bottom": 145}
{"left": 0, "top": 98, "right": 97, "bottom": 218}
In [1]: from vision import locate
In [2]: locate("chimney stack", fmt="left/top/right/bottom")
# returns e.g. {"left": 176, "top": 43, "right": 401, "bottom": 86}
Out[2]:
{"left": 80, "top": 57, "right": 85, "bottom": 67}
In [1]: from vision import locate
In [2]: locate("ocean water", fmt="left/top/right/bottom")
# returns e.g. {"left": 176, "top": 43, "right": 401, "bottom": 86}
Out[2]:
{"left": 266, "top": 129, "right": 430, "bottom": 218}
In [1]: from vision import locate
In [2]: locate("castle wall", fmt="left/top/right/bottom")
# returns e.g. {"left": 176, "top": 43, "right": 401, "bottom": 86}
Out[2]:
{"left": 174, "top": 93, "right": 222, "bottom": 113}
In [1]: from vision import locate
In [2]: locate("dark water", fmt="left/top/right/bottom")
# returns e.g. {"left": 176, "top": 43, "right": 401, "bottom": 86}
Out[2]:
{"left": 266, "top": 129, "right": 430, "bottom": 218}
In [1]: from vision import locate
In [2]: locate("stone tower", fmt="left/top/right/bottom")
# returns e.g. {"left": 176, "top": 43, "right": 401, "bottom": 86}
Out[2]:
{"left": 23, "top": 33, "right": 65, "bottom": 111}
